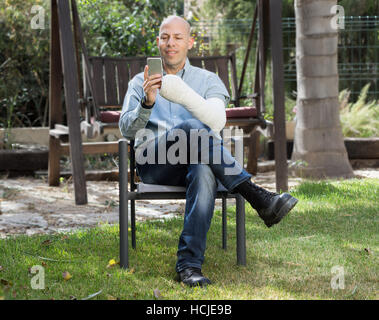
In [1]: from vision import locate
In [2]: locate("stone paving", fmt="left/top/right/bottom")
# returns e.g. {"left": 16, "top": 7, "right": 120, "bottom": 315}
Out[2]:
{"left": 0, "top": 167, "right": 378, "bottom": 238}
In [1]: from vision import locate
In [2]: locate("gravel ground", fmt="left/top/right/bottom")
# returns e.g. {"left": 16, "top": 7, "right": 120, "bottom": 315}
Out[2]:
{"left": 0, "top": 167, "right": 378, "bottom": 239}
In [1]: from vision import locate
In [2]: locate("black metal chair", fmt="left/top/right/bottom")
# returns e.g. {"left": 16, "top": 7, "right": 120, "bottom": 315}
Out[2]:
{"left": 118, "top": 138, "right": 247, "bottom": 269}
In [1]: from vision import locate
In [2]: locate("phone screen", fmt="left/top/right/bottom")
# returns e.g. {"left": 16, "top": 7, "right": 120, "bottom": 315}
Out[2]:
{"left": 147, "top": 57, "right": 163, "bottom": 76}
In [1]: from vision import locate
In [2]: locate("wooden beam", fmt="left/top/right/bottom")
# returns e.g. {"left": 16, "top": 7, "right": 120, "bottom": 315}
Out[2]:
{"left": 60, "top": 141, "right": 118, "bottom": 155}
{"left": 238, "top": 4, "right": 258, "bottom": 97}
{"left": 0, "top": 150, "right": 48, "bottom": 171}
{"left": 269, "top": 0, "right": 288, "bottom": 192}
{"left": 48, "top": 0, "right": 63, "bottom": 186}
{"left": 57, "top": 0, "right": 87, "bottom": 204}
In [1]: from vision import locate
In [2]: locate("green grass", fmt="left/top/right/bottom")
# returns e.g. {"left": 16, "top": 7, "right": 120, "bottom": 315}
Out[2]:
{"left": 0, "top": 179, "right": 378, "bottom": 300}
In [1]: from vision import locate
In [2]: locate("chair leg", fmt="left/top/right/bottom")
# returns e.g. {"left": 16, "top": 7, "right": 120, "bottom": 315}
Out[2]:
{"left": 48, "top": 136, "right": 61, "bottom": 186}
{"left": 131, "top": 199, "right": 136, "bottom": 249}
{"left": 222, "top": 195, "right": 227, "bottom": 250}
{"left": 119, "top": 139, "right": 129, "bottom": 269}
{"left": 235, "top": 194, "right": 246, "bottom": 266}
{"left": 246, "top": 129, "right": 260, "bottom": 175}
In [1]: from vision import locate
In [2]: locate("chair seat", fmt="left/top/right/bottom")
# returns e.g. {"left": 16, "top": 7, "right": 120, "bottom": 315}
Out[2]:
{"left": 100, "top": 110, "right": 121, "bottom": 123}
{"left": 137, "top": 183, "right": 228, "bottom": 193}
{"left": 225, "top": 106, "right": 257, "bottom": 118}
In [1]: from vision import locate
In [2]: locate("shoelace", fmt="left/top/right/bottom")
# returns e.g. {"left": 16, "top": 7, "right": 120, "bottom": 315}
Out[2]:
{"left": 249, "top": 181, "right": 277, "bottom": 203}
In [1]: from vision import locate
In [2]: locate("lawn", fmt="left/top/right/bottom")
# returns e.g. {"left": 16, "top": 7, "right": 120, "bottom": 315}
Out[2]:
{"left": 0, "top": 178, "right": 378, "bottom": 300}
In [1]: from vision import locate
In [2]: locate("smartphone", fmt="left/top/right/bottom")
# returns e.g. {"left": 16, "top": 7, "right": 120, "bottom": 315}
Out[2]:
{"left": 147, "top": 57, "right": 163, "bottom": 77}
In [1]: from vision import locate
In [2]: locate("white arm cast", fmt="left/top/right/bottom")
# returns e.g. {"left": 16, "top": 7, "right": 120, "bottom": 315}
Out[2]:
{"left": 159, "top": 74, "right": 226, "bottom": 133}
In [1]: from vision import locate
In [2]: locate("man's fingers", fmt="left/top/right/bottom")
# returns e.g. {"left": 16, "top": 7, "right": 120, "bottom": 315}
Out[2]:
{"left": 149, "top": 77, "right": 162, "bottom": 85}
{"left": 150, "top": 84, "right": 161, "bottom": 90}
{"left": 143, "top": 77, "right": 162, "bottom": 90}
{"left": 144, "top": 65, "right": 148, "bottom": 80}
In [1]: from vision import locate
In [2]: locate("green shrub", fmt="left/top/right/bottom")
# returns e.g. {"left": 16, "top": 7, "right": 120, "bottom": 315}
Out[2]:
{"left": 78, "top": 0, "right": 157, "bottom": 57}
{"left": 339, "top": 84, "right": 379, "bottom": 137}
{"left": 0, "top": 0, "right": 50, "bottom": 129}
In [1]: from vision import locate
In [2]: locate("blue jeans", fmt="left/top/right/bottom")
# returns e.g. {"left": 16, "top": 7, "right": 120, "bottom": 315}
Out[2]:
{"left": 136, "top": 119, "right": 252, "bottom": 272}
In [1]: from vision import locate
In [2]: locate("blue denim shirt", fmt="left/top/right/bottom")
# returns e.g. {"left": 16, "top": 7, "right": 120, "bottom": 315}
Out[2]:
{"left": 119, "top": 58, "right": 230, "bottom": 149}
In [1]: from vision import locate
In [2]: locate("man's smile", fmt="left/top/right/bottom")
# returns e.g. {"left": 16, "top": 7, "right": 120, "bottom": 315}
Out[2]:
{"left": 166, "top": 50, "right": 178, "bottom": 56}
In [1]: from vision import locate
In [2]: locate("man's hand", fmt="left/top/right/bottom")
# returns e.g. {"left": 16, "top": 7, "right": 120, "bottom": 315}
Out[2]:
{"left": 142, "top": 65, "right": 162, "bottom": 106}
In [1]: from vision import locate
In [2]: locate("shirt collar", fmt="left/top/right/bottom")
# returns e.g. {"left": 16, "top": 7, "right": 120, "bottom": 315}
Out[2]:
{"left": 163, "top": 58, "right": 191, "bottom": 78}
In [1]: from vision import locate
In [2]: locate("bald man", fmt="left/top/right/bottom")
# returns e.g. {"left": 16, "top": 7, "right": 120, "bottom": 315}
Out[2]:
{"left": 119, "top": 15, "right": 298, "bottom": 287}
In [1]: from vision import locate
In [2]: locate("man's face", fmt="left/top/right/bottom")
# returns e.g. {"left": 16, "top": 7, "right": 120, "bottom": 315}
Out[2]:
{"left": 157, "top": 18, "right": 194, "bottom": 72}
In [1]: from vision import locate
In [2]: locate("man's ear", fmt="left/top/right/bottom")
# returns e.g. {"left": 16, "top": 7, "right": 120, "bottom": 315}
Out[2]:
{"left": 156, "top": 36, "right": 160, "bottom": 47}
{"left": 188, "top": 36, "right": 195, "bottom": 50}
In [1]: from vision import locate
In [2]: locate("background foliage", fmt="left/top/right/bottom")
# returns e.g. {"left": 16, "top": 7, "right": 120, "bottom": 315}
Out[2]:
{"left": 0, "top": 0, "right": 183, "bottom": 131}
{"left": 78, "top": 0, "right": 183, "bottom": 57}
{"left": 0, "top": 0, "right": 50, "bottom": 129}
{"left": 198, "top": 0, "right": 379, "bottom": 20}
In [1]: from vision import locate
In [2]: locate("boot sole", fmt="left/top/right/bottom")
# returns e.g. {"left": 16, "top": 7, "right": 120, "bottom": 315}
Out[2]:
{"left": 264, "top": 195, "right": 298, "bottom": 228}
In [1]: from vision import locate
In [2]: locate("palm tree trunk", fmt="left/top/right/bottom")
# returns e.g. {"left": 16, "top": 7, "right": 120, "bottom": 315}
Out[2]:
{"left": 292, "top": 0, "right": 354, "bottom": 178}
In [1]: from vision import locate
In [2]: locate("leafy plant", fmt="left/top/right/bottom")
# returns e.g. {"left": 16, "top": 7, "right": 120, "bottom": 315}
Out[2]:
{"left": 0, "top": 0, "right": 50, "bottom": 129}
{"left": 339, "top": 83, "right": 379, "bottom": 137}
{"left": 0, "top": 0, "right": 184, "bottom": 130}
{"left": 77, "top": 0, "right": 184, "bottom": 57}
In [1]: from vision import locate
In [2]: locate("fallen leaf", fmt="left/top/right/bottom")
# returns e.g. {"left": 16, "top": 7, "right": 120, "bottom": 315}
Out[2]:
{"left": 0, "top": 266, "right": 4, "bottom": 272}
{"left": 41, "top": 239, "right": 52, "bottom": 246}
{"left": 153, "top": 289, "right": 162, "bottom": 299}
{"left": 106, "top": 259, "right": 119, "bottom": 268}
{"left": 364, "top": 248, "right": 372, "bottom": 255}
{"left": 62, "top": 271, "right": 72, "bottom": 281}
{"left": 0, "top": 279, "right": 12, "bottom": 286}
{"left": 107, "top": 294, "right": 117, "bottom": 300}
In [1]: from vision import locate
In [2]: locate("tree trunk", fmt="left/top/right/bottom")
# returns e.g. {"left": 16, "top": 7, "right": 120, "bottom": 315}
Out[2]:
{"left": 292, "top": 0, "right": 354, "bottom": 179}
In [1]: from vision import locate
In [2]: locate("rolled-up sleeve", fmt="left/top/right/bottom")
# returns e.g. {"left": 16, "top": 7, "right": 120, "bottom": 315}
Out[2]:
{"left": 119, "top": 74, "right": 153, "bottom": 140}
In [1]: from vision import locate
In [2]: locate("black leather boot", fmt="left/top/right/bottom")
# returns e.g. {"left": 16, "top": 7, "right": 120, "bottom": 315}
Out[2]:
{"left": 234, "top": 179, "right": 298, "bottom": 228}
{"left": 176, "top": 267, "right": 212, "bottom": 287}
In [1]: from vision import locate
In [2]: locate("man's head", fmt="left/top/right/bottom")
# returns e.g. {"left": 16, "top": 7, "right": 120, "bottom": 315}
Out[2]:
{"left": 157, "top": 16, "right": 194, "bottom": 74}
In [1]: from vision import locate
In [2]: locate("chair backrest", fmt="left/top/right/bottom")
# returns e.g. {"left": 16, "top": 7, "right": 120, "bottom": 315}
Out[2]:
{"left": 84, "top": 53, "right": 241, "bottom": 119}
